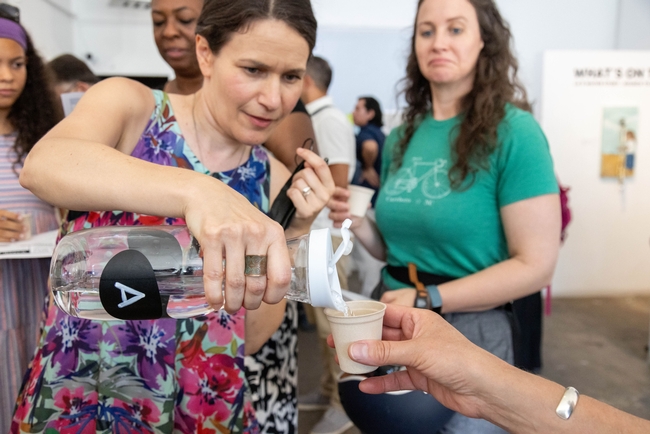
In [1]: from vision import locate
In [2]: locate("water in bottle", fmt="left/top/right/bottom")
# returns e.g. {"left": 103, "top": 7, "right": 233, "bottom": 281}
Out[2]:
{"left": 51, "top": 221, "right": 353, "bottom": 320}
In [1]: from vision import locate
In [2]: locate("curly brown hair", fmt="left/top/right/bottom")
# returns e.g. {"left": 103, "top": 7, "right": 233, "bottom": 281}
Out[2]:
{"left": 393, "top": 0, "right": 530, "bottom": 189}
{"left": 1, "top": 13, "right": 61, "bottom": 169}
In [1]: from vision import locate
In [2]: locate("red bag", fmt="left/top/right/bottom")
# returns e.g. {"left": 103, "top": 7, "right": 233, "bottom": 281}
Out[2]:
{"left": 559, "top": 181, "right": 571, "bottom": 242}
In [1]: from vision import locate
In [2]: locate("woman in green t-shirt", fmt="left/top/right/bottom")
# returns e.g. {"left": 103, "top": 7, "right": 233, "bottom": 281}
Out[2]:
{"left": 330, "top": 0, "right": 560, "bottom": 432}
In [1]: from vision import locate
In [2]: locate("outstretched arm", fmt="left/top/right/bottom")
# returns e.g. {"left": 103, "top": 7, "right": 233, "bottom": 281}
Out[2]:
{"left": 331, "top": 305, "right": 650, "bottom": 434}
{"left": 20, "top": 78, "right": 291, "bottom": 313}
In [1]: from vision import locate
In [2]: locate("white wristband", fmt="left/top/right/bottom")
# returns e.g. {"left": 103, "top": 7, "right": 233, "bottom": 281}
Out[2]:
{"left": 555, "top": 386, "right": 579, "bottom": 420}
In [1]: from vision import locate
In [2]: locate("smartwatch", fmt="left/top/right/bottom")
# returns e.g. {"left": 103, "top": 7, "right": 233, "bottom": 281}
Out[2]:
{"left": 427, "top": 284, "right": 443, "bottom": 314}
{"left": 414, "top": 288, "right": 431, "bottom": 310}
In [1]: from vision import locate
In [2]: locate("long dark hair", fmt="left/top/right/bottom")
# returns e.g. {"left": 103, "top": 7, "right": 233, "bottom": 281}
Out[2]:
{"left": 196, "top": 0, "right": 317, "bottom": 55}
{"left": 394, "top": 0, "right": 530, "bottom": 189}
{"left": 0, "top": 14, "right": 61, "bottom": 169}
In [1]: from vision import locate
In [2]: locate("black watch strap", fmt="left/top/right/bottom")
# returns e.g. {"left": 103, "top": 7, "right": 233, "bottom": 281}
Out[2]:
{"left": 408, "top": 263, "right": 443, "bottom": 313}
{"left": 409, "top": 263, "right": 432, "bottom": 310}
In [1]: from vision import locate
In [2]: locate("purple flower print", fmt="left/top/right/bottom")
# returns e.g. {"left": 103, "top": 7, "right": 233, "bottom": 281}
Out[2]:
{"left": 132, "top": 123, "right": 178, "bottom": 166}
{"left": 106, "top": 320, "right": 175, "bottom": 387}
{"left": 43, "top": 312, "right": 99, "bottom": 376}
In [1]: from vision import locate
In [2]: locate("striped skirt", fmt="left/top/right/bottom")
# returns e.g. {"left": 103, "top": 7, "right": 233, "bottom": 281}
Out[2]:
{"left": 0, "top": 257, "right": 50, "bottom": 428}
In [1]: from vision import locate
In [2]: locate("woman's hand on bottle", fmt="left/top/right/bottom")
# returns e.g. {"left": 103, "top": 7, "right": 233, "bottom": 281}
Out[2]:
{"left": 380, "top": 288, "right": 417, "bottom": 307}
{"left": 0, "top": 210, "right": 28, "bottom": 242}
{"left": 286, "top": 148, "right": 336, "bottom": 234}
{"left": 183, "top": 180, "right": 292, "bottom": 314}
{"left": 327, "top": 187, "right": 364, "bottom": 229}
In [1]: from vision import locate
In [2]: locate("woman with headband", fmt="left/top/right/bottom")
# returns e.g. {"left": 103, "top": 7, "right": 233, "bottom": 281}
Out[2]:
{"left": 0, "top": 12, "right": 61, "bottom": 424}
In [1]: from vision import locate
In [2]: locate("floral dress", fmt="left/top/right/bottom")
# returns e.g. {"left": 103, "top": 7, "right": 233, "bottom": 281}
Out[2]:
{"left": 11, "top": 91, "right": 278, "bottom": 433}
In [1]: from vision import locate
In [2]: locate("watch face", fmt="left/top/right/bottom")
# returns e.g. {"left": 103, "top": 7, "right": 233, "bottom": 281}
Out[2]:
{"left": 415, "top": 297, "right": 427, "bottom": 309}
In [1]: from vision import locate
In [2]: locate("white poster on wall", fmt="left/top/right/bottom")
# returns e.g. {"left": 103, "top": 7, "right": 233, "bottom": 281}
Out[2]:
{"left": 541, "top": 50, "right": 650, "bottom": 296}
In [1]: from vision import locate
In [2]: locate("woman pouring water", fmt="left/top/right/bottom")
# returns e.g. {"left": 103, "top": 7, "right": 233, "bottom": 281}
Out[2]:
{"left": 12, "top": 0, "right": 333, "bottom": 431}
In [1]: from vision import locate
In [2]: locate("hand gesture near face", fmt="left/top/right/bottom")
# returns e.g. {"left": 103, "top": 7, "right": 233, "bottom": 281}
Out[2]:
{"left": 285, "top": 148, "right": 336, "bottom": 233}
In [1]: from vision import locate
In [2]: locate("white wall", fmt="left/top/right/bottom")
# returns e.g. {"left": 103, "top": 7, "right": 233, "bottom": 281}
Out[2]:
{"left": 496, "top": 0, "right": 620, "bottom": 115}
{"left": 71, "top": 0, "right": 172, "bottom": 77}
{"left": 7, "top": 0, "right": 74, "bottom": 58}
{"left": 541, "top": 51, "right": 650, "bottom": 296}
{"left": 618, "top": 0, "right": 650, "bottom": 50}
{"left": 311, "top": 0, "right": 418, "bottom": 29}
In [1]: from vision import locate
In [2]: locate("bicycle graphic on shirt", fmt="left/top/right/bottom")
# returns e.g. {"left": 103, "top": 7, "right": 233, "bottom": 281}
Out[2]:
{"left": 383, "top": 157, "right": 452, "bottom": 200}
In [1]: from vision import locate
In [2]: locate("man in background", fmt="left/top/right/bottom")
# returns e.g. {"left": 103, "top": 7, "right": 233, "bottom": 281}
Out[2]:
{"left": 300, "top": 56, "right": 356, "bottom": 434}
{"left": 47, "top": 53, "right": 99, "bottom": 97}
{"left": 47, "top": 54, "right": 99, "bottom": 117}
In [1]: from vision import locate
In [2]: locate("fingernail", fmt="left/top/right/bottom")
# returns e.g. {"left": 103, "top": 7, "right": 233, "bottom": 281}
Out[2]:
{"left": 349, "top": 342, "right": 368, "bottom": 361}
{"left": 18, "top": 234, "right": 25, "bottom": 240}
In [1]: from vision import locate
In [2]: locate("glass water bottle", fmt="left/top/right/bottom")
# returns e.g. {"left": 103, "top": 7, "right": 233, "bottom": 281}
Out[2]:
{"left": 50, "top": 221, "right": 353, "bottom": 321}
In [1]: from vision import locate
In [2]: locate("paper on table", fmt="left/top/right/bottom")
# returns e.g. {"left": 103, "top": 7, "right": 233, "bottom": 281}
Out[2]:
{"left": 61, "top": 92, "right": 85, "bottom": 117}
{"left": 0, "top": 230, "right": 58, "bottom": 259}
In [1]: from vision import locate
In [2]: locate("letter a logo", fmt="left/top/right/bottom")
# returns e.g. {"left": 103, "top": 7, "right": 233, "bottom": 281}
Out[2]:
{"left": 100, "top": 250, "right": 163, "bottom": 319}
{"left": 115, "top": 282, "right": 146, "bottom": 308}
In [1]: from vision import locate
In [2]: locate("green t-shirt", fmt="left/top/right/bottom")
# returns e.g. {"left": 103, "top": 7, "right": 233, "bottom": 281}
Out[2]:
{"left": 376, "top": 105, "right": 558, "bottom": 290}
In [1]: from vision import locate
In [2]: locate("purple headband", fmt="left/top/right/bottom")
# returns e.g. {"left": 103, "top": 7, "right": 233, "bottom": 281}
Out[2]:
{"left": 0, "top": 17, "right": 27, "bottom": 51}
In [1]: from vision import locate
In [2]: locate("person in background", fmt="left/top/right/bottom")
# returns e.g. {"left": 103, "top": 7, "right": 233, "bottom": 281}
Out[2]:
{"left": 348, "top": 96, "right": 387, "bottom": 298}
{"left": 263, "top": 97, "right": 316, "bottom": 172}
{"left": 351, "top": 96, "right": 384, "bottom": 205}
{"left": 11, "top": 0, "right": 332, "bottom": 432}
{"left": 151, "top": 0, "right": 204, "bottom": 95}
{"left": 46, "top": 53, "right": 99, "bottom": 97}
{"left": 329, "top": 0, "right": 560, "bottom": 432}
{"left": 0, "top": 11, "right": 61, "bottom": 425}
{"left": 299, "top": 55, "right": 357, "bottom": 434}
{"left": 331, "top": 303, "right": 650, "bottom": 434}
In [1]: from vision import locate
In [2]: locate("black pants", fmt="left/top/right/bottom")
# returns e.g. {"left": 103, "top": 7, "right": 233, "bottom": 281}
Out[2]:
{"left": 512, "top": 291, "right": 543, "bottom": 372}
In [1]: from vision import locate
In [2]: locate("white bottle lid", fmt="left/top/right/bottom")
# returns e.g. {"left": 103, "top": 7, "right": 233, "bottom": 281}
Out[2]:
{"left": 308, "top": 220, "right": 353, "bottom": 309}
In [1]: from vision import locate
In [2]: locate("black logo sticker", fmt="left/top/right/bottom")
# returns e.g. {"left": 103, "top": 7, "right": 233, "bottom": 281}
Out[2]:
{"left": 99, "top": 250, "right": 163, "bottom": 320}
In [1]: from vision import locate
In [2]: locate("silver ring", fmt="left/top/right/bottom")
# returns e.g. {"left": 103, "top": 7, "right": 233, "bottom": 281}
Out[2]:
{"left": 302, "top": 186, "right": 312, "bottom": 198}
{"left": 245, "top": 255, "right": 267, "bottom": 277}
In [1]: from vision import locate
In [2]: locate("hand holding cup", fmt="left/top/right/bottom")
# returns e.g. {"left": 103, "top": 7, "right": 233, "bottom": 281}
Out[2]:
{"left": 0, "top": 210, "right": 30, "bottom": 242}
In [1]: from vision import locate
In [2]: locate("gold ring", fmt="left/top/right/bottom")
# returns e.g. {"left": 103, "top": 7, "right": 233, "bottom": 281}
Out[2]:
{"left": 245, "top": 255, "right": 267, "bottom": 277}
{"left": 302, "top": 186, "right": 312, "bottom": 198}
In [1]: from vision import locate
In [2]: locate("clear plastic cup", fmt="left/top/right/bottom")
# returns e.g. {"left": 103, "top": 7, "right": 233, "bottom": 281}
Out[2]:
{"left": 325, "top": 300, "right": 387, "bottom": 374}
{"left": 347, "top": 185, "right": 375, "bottom": 217}
{"left": 20, "top": 213, "right": 32, "bottom": 240}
